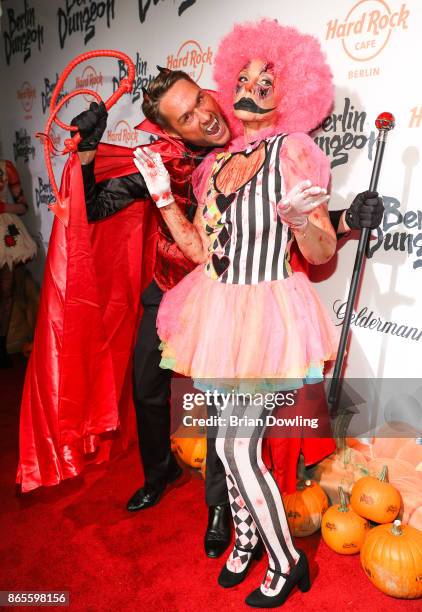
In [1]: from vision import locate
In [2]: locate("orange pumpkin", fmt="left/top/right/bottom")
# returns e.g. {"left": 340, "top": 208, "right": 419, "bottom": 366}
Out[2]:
{"left": 350, "top": 465, "right": 401, "bottom": 523}
{"left": 321, "top": 487, "right": 370, "bottom": 554}
{"left": 174, "top": 436, "right": 206, "bottom": 468}
{"left": 283, "top": 479, "right": 329, "bottom": 537}
{"left": 312, "top": 446, "right": 370, "bottom": 502}
{"left": 360, "top": 519, "right": 422, "bottom": 599}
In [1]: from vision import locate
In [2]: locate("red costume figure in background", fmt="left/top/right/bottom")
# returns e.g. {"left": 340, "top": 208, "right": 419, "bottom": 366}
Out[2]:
{"left": 0, "top": 160, "right": 35, "bottom": 368}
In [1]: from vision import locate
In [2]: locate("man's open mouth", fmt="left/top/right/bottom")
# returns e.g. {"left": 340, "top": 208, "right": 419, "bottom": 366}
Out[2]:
{"left": 205, "top": 116, "right": 222, "bottom": 136}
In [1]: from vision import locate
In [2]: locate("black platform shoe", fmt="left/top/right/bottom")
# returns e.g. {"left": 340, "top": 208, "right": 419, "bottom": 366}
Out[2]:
{"left": 218, "top": 539, "right": 263, "bottom": 588}
{"left": 204, "top": 504, "right": 231, "bottom": 558}
{"left": 245, "top": 549, "right": 310, "bottom": 608}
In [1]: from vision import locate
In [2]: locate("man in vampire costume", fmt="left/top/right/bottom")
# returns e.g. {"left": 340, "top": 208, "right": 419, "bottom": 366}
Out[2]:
{"left": 18, "top": 66, "right": 383, "bottom": 559}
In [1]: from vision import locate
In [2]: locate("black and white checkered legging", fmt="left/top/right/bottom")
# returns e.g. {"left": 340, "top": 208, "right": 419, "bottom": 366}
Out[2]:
{"left": 215, "top": 399, "right": 299, "bottom": 590}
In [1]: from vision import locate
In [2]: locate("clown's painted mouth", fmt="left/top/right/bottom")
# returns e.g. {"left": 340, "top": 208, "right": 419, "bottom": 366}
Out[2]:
{"left": 234, "top": 97, "right": 276, "bottom": 114}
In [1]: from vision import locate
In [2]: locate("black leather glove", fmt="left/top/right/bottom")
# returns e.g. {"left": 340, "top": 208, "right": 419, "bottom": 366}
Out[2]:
{"left": 70, "top": 101, "right": 108, "bottom": 152}
{"left": 345, "top": 190, "right": 384, "bottom": 230}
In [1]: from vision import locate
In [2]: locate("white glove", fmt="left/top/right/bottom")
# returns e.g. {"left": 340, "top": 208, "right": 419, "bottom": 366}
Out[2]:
{"left": 133, "top": 146, "right": 174, "bottom": 208}
{"left": 277, "top": 180, "right": 329, "bottom": 230}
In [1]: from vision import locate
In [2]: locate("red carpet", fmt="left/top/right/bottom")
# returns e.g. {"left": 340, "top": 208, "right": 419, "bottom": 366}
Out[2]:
{"left": 1, "top": 357, "right": 420, "bottom": 611}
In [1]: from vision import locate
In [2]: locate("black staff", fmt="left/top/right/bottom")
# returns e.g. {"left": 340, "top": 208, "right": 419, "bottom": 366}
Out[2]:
{"left": 328, "top": 112, "right": 395, "bottom": 409}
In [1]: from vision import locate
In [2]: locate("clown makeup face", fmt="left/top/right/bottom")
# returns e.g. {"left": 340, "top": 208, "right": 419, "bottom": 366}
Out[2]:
{"left": 233, "top": 58, "right": 278, "bottom": 129}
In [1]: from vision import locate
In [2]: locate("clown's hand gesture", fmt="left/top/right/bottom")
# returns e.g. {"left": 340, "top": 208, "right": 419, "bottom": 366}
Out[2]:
{"left": 277, "top": 180, "right": 329, "bottom": 230}
{"left": 133, "top": 147, "right": 174, "bottom": 208}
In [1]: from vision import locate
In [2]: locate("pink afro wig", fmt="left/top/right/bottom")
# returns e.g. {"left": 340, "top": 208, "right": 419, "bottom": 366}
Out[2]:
{"left": 213, "top": 19, "right": 333, "bottom": 136}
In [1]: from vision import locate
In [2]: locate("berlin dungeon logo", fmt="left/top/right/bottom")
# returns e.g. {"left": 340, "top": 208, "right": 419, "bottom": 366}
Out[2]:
{"left": 35, "top": 177, "right": 54, "bottom": 209}
{"left": 13, "top": 129, "right": 35, "bottom": 163}
{"left": 41, "top": 73, "right": 70, "bottom": 115}
{"left": 113, "top": 53, "right": 153, "bottom": 104}
{"left": 367, "top": 196, "right": 422, "bottom": 271}
{"left": 138, "top": 0, "right": 197, "bottom": 23}
{"left": 314, "top": 97, "right": 376, "bottom": 169}
{"left": 57, "top": 0, "right": 116, "bottom": 49}
{"left": 3, "top": 0, "right": 44, "bottom": 66}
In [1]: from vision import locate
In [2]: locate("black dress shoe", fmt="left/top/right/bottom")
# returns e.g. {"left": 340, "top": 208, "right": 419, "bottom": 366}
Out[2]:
{"left": 126, "top": 464, "right": 183, "bottom": 512}
{"left": 245, "top": 549, "right": 310, "bottom": 608}
{"left": 204, "top": 504, "right": 231, "bottom": 558}
{"left": 218, "top": 539, "right": 263, "bottom": 588}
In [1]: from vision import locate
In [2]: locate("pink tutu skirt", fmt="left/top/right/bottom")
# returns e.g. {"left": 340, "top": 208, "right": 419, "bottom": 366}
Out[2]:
{"left": 157, "top": 266, "right": 339, "bottom": 391}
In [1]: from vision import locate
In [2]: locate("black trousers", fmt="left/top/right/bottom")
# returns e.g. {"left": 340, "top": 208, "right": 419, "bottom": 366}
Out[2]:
{"left": 133, "top": 279, "right": 228, "bottom": 506}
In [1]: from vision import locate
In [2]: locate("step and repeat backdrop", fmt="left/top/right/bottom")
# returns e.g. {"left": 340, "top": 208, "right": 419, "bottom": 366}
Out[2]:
{"left": 0, "top": 0, "right": 421, "bottom": 424}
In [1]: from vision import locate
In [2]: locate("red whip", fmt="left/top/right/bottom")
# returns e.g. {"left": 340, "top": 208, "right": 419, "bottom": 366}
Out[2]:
{"left": 36, "top": 50, "right": 135, "bottom": 226}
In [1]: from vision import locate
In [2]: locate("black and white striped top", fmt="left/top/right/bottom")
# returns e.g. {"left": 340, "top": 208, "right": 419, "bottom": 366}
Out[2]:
{"left": 203, "top": 134, "right": 293, "bottom": 285}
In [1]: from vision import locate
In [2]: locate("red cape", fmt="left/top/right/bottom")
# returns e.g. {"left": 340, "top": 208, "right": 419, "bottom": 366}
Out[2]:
{"left": 17, "top": 131, "right": 181, "bottom": 492}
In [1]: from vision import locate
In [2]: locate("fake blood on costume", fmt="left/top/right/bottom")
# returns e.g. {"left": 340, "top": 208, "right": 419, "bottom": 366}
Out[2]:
{"left": 17, "top": 119, "right": 334, "bottom": 493}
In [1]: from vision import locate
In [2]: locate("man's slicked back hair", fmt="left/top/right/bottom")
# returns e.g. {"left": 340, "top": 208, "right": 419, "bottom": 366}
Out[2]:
{"left": 142, "top": 69, "right": 196, "bottom": 128}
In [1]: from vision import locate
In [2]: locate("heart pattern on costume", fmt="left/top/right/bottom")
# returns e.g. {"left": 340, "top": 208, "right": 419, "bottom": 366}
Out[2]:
{"left": 216, "top": 192, "right": 236, "bottom": 214}
{"left": 212, "top": 253, "right": 230, "bottom": 277}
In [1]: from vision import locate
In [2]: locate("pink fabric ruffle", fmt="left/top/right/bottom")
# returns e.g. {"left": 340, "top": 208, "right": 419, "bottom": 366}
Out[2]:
{"left": 157, "top": 266, "right": 338, "bottom": 382}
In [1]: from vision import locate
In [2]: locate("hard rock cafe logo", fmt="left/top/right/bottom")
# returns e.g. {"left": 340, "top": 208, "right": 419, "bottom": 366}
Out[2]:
{"left": 50, "top": 127, "right": 62, "bottom": 150}
{"left": 167, "top": 39, "right": 213, "bottom": 83}
{"left": 113, "top": 52, "right": 153, "bottom": 104}
{"left": 35, "top": 176, "right": 54, "bottom": 208}
{"left": 17, "top": 81, "right": 36, "bottom": 114}
{"left": 41, "top": 73, "right": 70, "bottom": 115}
{"left": 74, "top": 65, "right": 103, "bottom": 101}
{"left": 325, "top": 0, "right": 410, "bottom": 62}
{"left": 314, "top": 97, "right": 376, "bottom": 168}
{"left": 106, "top": 120, "right": 139, "bottom": 146}
{"left": 13, "top": 128, "right": 35, "bottom": 163}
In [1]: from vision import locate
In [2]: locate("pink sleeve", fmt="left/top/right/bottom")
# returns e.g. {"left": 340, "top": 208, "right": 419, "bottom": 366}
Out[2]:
{"left": 192, "top": 152, "right": 218, "bottom": 206}
{"left": 280, "top": 132, "right": 330, "bottom": 193}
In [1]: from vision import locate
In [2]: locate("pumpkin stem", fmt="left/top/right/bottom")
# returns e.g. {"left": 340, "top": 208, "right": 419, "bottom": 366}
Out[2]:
{"left": 297, "top": 479, "right": 312, "bottom": 491}
{"left": 338, "top": 486, "right": 349, "bottom": 513}
{"left": 379, "top": 465, "right": 389, "bottom": 482}
{"left": 391, "top": 519, "right": 403, "bottom": 536}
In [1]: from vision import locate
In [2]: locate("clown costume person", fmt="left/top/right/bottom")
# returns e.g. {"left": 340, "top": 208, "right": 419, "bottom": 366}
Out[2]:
{"left": 134, "top": 20, "right": 339, "bottom": 607}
